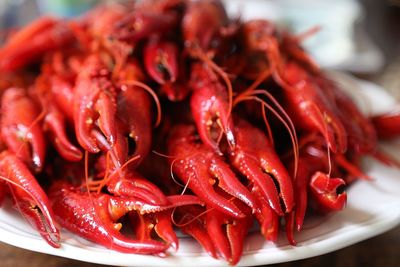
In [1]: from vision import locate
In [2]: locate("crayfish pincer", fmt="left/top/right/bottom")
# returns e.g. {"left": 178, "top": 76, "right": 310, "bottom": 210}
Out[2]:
{"left": 49, "top": 181, "right": 168, "bottom": 254}
{"left": 73, "top": 54, "right": 118, "bottom": 153}
{"left": 174, "top": 199, "right": 253, "bottom": 265}
{"left": 1, "top": 88, "right": 46, "bottom": 172}
{"left": 168, "top": 124, "right": 257, "bottom": 218}
{"left": 229, "top": 118, "right": 294, "bottom": 215}
{"left": 190, "top": 63, "right": 236, "bottom": 153}
{"left": 0, "top": 151, "right": 60, "bottom": 247}
{"left": 49, "top": 181, "right": 204, "bottom": 254}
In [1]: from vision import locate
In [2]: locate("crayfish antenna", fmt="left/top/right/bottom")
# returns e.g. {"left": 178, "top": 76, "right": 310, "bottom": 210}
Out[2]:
{"left": 122, "top": 81, "right": 162, "bottom": 127}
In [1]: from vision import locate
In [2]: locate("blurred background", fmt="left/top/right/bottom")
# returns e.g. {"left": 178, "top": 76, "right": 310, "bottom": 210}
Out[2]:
{"left": 0, "top": 0, "right": 399, "bottom": 266}
{"left": 0, "top": 0, "right": 399, "bottom": 96}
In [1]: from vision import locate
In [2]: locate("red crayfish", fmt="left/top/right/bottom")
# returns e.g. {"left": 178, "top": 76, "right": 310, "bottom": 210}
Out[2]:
{"left": 0, "top": 0, "right": 396, "bottom": 265}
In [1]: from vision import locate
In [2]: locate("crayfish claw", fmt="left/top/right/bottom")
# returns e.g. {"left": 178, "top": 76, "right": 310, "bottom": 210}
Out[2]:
{"left": 251, "top": 187, "right": 279, "bottom": 241}
{"left": 131, "top": 194, "right": 204, "bottom": 251}
{"left": 73, "top": 55, "right": 117, "bottom": 153}
{"left": 1, "top": 88, "right": 46, "bottom": 171}
{"left": 106, "top": 174, "right": 169, "bottom": 206}
{"left": 176, "top": 162, "right": 245, "bottom": 218}
{"left": 16, "top": 200, "right": 61, "bottom": 248}
{"left": 230, "top": 119, "right": 294, "bottom": 214}
{"left": 291, "top": 159, "right": 310, "bottom": 231}
{"left": 116, "top": 85, "right": 152, "bottom": 166}
{"left": 175, "top": 201, "right": 251, "bottom": 265}
{"left": 175, "top": 206, "right": 218, "bottom": 259}
{"left": 74, "top": 96, "right": 101, "bottom": 153}
{"left": 50, "top": 182, "right": 169, "bottom": 254}
{"left": 206, "top": 206, "right": 252, "bottom": 265}
{"left": 131, "top": 211, "right": 178, "bottom": 251}
{"left": 190, "top": 63, "right": 235, "bottom": 153}
{"left": 0, "top": 151, "right": 60, "bottom": 247}
{"left": 50, "top": 180, "right": 204, "bottom": 254}
{"left": 44, "top": 107, "right": 82, "bottom": 162}
{"left": 153, "top": 212, "right": 179, "bottom": 251}
{"left": 95, "top": 91, "right": 117, "bottom": 147}
{"left": 144, "top": 37, "right": 179, "bottom": 85}
{"left": 168, "top": 124, "right": 256, "bottom": 218}
{"left": 110, "top": 236, "right": 168, "bottom": 255}
{"left": 94, "top": 154, "right": 169, "bottom": 206}
{"left": 209, "top": 161, "right": 258, "bottom": 213}
{"left": 285, "top": 212, "right": 297, "bottom": 246}
{"left": 231, "top": 154, "right": 283, "bottom": 215}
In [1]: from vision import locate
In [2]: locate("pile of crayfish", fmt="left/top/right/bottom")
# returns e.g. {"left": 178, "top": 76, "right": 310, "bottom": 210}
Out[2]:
{"left": 0, "top": 0, "right": 398, "bottom": 264}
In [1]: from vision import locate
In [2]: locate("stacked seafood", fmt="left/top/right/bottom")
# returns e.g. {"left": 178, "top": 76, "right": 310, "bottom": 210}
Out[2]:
{"left": 0, "top": 0, "right": 396, "bottom": 265}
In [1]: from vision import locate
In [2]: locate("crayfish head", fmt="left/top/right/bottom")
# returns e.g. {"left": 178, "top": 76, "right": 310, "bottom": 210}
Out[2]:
{"left": 242, "top": 19, "right": 278, "bottom": 53}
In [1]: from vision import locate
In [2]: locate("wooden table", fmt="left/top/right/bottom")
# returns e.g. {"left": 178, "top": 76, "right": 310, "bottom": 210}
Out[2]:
{"left": 1, "top": 0, "right": 399, "bottom": 266}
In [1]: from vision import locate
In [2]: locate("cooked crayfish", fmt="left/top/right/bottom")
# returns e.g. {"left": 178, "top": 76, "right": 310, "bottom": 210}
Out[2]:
{"left": 0, "top": 0, "right": 395, "bottom": 265}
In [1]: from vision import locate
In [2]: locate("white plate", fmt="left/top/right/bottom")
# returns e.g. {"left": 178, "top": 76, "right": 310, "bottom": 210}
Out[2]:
{"left": 1, "top": 77, "right": 400, "bottom": 267}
